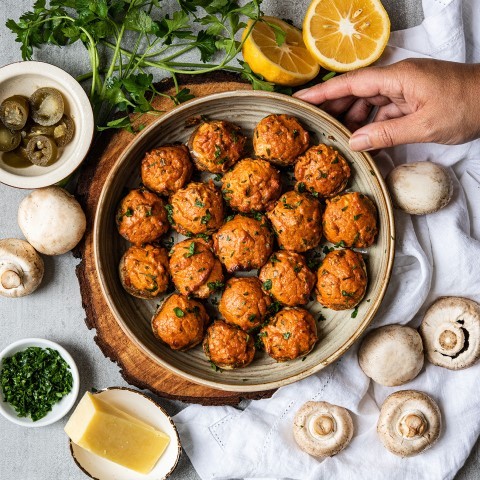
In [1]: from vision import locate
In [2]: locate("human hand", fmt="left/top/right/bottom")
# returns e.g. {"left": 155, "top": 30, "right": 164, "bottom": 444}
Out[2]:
{"left": 294, "top": 59, "right": 480, "bottom": 151}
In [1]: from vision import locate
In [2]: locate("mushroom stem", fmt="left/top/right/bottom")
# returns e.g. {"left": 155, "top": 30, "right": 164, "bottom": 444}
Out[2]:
{"left": 309, "top": 413, "right": 336, "bottom": 439}
{"left": 397, "top": 411, "right": 428, "bottom": 439}
{"left": 434, "top": 322, "right": 465, "bottom": 356}
{"left": 1, "top": 267, "right": 22, "bottom": 289}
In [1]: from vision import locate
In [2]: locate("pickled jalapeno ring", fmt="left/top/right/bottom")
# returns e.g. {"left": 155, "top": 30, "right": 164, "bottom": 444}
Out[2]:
{"left": 0, "top": 96, "right": 29, "bottom": 130}
{"left": 52, "top": 115, "right": 75, "bottom": 146}
{"left": 25, "top": 124, "right": 55, "bottom": 140}
{"left": 0, "top": 123, "right": 21, "bottom": 152}
{"left": 29, "top": 88, "right": 64, "bottom": 126}
{"left": 26, "top": 135, "right": 58, "bottom": 166}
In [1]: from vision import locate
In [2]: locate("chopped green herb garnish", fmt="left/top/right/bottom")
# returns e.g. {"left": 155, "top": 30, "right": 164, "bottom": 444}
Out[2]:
{"left": 195, "top": 199, "right": 205, "bottom": 208}
{"left": 184, "top": 242, "right": 197, "bottom": 258}
{"left": 248, "top": 314, "right": 257, "bottom": 322}
{"left": 351, "top": 306, "right": 359, "bottom": 318}
{"left": 0, "top": 347, "right": 73, "bottom": 421}
{"left": 174, "top": 307, "right": 185, "bottom": 317}
{"left": 201, "top": 210, "right": 212, "bottom": 225}
{"left": 262, "top": 279, "right": 272, "bottom": 291}
{"left": 207, "top": 280, "right": 225, "bottom": 291}
{"left": 165, "top": 204, "right": 174, "bottom": 224}
{"left": 354, "top": 214, "right": 363, "bottom": 221}
{"left": 283, "top": 332, "right": 291, "bottom": 340}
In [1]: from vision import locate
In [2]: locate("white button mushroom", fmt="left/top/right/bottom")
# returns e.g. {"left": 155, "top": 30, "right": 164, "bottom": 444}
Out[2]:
{"left": 18, "top": 186, "right": 86, "bottom": 255}
{"left": 386, "top": 161, "right": 453, "bottom": 215}
{"left": 358, "top": 324, "right": 424, "bottom": 386}
{"left": 293, "top": 401, "right": 354, "bottom": 458}
{"left": 420, "top": 296, "right": 480, "bottom": 370}
{"left": 0, "top": 238, "right": 44, "bottom": 298}
{"left": 377, "top": 390, "right": 442, "bottom": 457}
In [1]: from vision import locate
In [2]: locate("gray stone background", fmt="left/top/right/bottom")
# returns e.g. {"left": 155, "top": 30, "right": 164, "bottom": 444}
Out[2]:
{"left": 0, "top": 1, "right": 478, "bottom": 479}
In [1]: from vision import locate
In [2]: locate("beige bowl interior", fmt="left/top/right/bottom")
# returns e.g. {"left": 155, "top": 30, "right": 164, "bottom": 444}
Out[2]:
{"left": 94, "top": 91, "right": 395, "bottom": 392}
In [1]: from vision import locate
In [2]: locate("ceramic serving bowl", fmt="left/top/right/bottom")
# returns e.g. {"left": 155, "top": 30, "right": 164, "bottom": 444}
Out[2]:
{"left": 0, "top": 337, "right": 80, "bottom": 427}
{"left": 0, "top": 61, "right": 94, "bottom": 189}
{"left": 70, "top": 387, "right": 181, "bottom": 480}
{"left": 94, "top": 90, "right": 395, "bottom": 392}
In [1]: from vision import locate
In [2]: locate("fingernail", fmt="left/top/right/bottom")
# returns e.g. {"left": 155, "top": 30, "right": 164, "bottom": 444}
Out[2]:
{"left": 349, "top": 134, "right": 372, "bottom": 151}
{"left": 293, "top": 88, "right": 309, "bottom": 99}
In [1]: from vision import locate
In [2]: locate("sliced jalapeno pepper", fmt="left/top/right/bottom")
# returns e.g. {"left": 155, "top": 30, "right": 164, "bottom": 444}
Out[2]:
{"left": 26, "top": 135, "right": 58, "bottom": 166}
{"left": 29, "top": 87, "right": 64, "bottom": 126}
{"left": 0, "top": 95, "right": 29, "bottom": 130}
{"left": 0, "top": 122, "right": 21, "bottom": 152}
{"left": 52, "top": 115, "right": 75, "bottom": 146}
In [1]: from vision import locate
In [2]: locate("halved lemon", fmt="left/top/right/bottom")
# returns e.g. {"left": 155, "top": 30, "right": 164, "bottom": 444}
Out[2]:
{"left": 242, "top": 16, "right": 320, "bottom": 87}
{"left": 303, "top": 0, "right": 390, "bottom": 72}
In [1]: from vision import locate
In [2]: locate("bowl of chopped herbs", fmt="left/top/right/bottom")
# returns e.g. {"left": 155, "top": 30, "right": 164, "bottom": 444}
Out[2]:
{"left": 0, "top": 338, "right": 79, "bottom": 427}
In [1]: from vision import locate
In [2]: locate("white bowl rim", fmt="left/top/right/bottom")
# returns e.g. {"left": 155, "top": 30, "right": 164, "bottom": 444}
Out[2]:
{"left": 0, "top": 60, "right": 94, "bottom": 189}
{"left": 0, "top": 337, "right": 80, "bottom": 427}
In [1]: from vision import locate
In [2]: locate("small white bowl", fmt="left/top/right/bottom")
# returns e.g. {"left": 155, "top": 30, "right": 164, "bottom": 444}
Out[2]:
{"left": 70, "top": 387, "right": 181, "bottom": 480}
{"left": 0, "top": 61, "right": 94, "bottom": 189}
{"left": 0, "top": 337, "right": 80, "bottom": 427}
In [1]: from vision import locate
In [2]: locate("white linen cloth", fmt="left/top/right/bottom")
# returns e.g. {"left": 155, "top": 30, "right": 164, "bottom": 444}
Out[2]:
{"left": 173, "top": 1, "right": 480, "bottom": 478}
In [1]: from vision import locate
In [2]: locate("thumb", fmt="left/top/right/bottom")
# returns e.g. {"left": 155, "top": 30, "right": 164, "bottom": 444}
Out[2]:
{"left": 349, "top": 114, "right": 428, "bottom": 151}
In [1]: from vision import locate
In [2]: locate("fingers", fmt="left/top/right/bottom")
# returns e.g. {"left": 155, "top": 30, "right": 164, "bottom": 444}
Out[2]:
{"left": 294, "top": 65, "right": 399, "bottom": 104}
{"left": 321, "top": 96, "right": 356, "bottom": 116}
{"left": 373, "top": 103, "right": 405, "bottom": 123}
{"left": 343, "top": 98, "right": 375, "bottom": 131}
{"left": 349, "top": 113, "right": 429, "bottom": 151}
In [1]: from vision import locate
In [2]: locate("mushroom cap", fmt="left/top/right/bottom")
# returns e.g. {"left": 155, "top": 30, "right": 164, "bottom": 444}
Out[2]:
{"left": 377, "top": 390, "right": 441, "bottom": 457}
{"left": 358, "top": 324, "right": 424, "bottom": 386}
{"left": 386, "top": 161, "right": 453, "bottom": 215}
{"left": 293, "top": 401, "right": 353, "bottom": 458}
{"left": 18, "top": 186, "right": 87, "bottom": 255}
{"left": 420, "top": 296, "right": 480, "bottom": 370}
{"left": 0, "top": 238, "right": 44, "bottom": 298}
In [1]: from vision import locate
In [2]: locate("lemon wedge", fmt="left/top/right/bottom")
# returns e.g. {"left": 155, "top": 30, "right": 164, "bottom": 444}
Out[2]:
{"left": 303, "top": 0, "right": 390, "bottom": 72}
{"left": 242, "top": 16, "right": 320, "bottom": 87}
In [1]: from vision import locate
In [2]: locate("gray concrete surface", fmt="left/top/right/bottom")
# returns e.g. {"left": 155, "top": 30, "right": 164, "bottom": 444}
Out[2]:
{"left": 0, "top": 1, "right": 478, "bottom": 479}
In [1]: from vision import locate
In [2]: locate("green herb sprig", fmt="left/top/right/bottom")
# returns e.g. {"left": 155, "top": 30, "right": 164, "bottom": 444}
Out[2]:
{"left": 7, "top": 0, "right": 268, "bottom": 130}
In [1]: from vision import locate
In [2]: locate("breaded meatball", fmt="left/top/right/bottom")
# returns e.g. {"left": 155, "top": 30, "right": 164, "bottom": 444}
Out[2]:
{"left": 152, "top": 293, "right": 208, "bottom": 350}
{"left": 316, "top": 249, "right": 367, "bottom": 310}
{"left": 260, "top": 307, "right": 317, "bottom": 362}
{"left": 259, "top": 251, "right": 316, "bottom": 306}
{"left": 253, "top": 114, "right": 309, "bottom": 166}
{"left": 170, "top": 181, "right": 224, "bottom": 236}
{"left": 203, "top": 320, "right": 255, "bottom": 369}
{"left": 218, "top": 277, "right": 272, "bottom": 331}
{"left": 169, "top": 238, "right": 224, "bottom": 299}
{"left": 323, "top": 192, "right": 378, "bottom": 248}
{"left": 188, "top": 120, "right": 246, "bottom": 173}
{"left": 117, "top": 188, "right": 169, "bottom": 245}
{"left": 295, "top": 144, "right": 351, "bottom": 197}
{"left": 119, "top": 244, "right": 170, "bottom": 298}
{"left": 267, "top": 191, "right": 323, "bottom": 252}
{"left": 213, "top": 215, "right": 274, "bottom": 272}
{"left": 221, "top": 158, "right": 282, "bottom": 213}
{"left": 141, "top": 144, "right": 193, "bottom": 196}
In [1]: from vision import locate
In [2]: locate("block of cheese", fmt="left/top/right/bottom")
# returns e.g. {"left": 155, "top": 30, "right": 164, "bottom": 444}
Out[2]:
{"left": 64, "top": 392, "right": 170, "bottom": 474}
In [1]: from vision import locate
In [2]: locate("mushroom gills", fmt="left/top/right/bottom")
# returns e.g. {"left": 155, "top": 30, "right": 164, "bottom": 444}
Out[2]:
{"left": 420, "top": 297, "right": 480, "bottom": 370}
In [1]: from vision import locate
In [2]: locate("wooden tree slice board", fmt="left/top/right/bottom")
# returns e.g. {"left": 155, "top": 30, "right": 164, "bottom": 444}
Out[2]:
{"left": 74, "top": 72, "right": 275, "bottom": 405}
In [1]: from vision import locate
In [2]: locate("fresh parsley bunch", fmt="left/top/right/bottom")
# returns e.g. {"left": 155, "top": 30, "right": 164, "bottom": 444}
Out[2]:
{"left": 6, "top": 0, "right": 275, "bottom": 130}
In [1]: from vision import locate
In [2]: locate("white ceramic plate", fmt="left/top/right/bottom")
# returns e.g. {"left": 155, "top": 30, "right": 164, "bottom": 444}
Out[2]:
{"left": 70, "top": 387, "right": 181, "bottom": 480}
{"left": 0, "top": 61, "right": 94, "bottom": 189}
{"left": 0, "top": 337, "right": 80, "bottom": 427}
